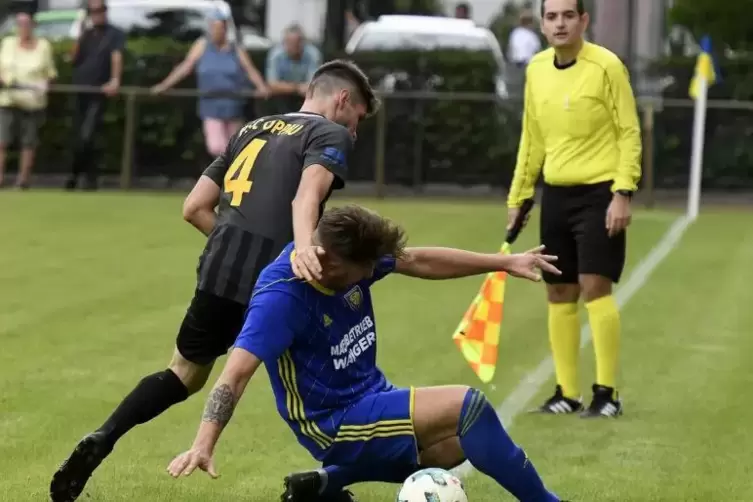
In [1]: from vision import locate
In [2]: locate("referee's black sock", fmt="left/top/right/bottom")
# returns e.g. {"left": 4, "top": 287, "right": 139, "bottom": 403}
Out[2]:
{"left": 97, "top": 369, "right": 189, "bottom": 445}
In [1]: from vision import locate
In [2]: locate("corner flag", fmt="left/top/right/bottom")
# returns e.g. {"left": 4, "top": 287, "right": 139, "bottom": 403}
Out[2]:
{"left": 686, "top": 35, "right": 720, "bottom": 220}
{"left": 689, "top": 35, "right": 718, "bottom": 99}
{"left": 451, "top": 199, "right": 534, "bottom": 383}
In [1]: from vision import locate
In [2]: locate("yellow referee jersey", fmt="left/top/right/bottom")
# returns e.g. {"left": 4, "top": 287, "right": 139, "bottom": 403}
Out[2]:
{"left": 507, "top": 42, "right": 642, "bottom": 208}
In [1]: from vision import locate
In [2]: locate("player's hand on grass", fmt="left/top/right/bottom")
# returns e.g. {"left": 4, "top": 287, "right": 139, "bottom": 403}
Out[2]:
{"left": 606, "top": 193, "right": 632, "bottom": 237}
{"left": 167, "top": 448, "right": 218, "bottom": 479}
{"left": 507, "top": 245, "right": 560, "bottom": 282}
{"left": 293, "top": 245, "right": 325, "bottom": 282}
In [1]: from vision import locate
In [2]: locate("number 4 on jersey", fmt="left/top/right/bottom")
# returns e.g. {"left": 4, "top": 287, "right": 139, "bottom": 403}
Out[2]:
{"left": 224, "top": 138, "right": 268, "bottom": 206}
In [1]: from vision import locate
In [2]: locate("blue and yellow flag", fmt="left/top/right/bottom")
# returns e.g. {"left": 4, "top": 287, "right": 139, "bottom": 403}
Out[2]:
{"left": 689, "top": 36, "right": 719, "bottom": 99}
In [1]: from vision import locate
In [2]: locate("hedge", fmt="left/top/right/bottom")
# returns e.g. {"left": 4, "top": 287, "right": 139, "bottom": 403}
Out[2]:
{"left": 18, "top": 39, "right": 753, "bottom": 189}
{"left": 647, "top": 56, "right": 753, "bottom": 189}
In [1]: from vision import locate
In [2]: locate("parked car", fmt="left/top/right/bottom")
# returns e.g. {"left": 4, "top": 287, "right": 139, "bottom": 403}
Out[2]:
{"left": 345, "top": 15, "right": 509, "bottom": 99}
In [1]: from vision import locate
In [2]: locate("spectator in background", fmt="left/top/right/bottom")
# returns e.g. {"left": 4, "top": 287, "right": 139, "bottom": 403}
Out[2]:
{"left": 65, "top": 0, "right": 124, "bottom": 191}
{"left": 152, "top": 9, "right": 268, "bottom": 159}
{"left": 265, "top": 24, "right": 321, "bottom": 113}
{"left": 454, "top": 2, "right": 471, "bottom": 19}
{"left": 507, "top": 8, "right": 542, "bottom": 67}
{"left": 0, "top": 11, "right": 57, "bottom": 189}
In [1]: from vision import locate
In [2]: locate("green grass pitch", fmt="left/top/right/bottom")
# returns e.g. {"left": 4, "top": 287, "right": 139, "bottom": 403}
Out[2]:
{"left": 1, "top": 191, "right": 752, "bottom": 501}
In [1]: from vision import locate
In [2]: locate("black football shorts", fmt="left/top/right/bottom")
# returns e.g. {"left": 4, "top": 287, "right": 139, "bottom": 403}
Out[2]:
{"left": 176, "top": 289, "right": 247, "bottom": 365}
{"left": 539, "top": 181, "right": 626, "bottom": 285}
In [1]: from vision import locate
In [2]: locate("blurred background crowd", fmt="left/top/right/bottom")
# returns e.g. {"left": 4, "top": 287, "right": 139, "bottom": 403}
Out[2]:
{"left": 0, "top": 0, "right": 748, "bottom": 203}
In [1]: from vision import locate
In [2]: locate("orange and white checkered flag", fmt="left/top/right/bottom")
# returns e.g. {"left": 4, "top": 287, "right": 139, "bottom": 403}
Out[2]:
{"left": 452, "top": 199, "right": 535, "bottom": 383}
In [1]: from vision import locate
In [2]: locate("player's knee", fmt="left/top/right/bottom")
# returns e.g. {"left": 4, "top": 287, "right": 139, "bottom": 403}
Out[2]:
{"left": 168, "top": 352, "right": 212, "bottom": 395}
{"left": 578, "top": 274, "right": 612, "bottom": 302}
{"left": 547, "top": 283, "right": 580, "bottom": 303}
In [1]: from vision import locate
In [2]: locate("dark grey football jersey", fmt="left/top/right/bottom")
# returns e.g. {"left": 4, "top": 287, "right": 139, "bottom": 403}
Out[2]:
{"left": 197, "top": 111, "right": 353, "bottom": 303}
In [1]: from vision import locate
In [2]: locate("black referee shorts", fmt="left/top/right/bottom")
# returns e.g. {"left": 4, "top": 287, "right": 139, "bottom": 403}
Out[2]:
{"left": 540, "top": 181, "right": 626, "bottom": 285}
{"left": 175, "top": 289, "right": 247, "bottom": 366}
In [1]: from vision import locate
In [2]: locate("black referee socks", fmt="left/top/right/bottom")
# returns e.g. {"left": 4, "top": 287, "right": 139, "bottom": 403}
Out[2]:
{"left": 97, "top": 369, "right": 189, "bottom": 444}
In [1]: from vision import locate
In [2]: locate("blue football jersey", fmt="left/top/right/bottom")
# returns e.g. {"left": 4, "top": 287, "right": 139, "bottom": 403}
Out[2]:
{"left": 234, "top": 243, "right": 396, "bottom": 460}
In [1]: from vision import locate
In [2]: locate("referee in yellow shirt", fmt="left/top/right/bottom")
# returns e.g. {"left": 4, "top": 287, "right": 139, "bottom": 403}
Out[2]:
{"left": 507, "top": 0, "right": 641, "bottom": 418}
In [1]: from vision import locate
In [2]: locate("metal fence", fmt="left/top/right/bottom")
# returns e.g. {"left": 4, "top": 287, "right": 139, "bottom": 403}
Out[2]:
{"left": 12, "top": 84, "right": 753, "bottom": 205}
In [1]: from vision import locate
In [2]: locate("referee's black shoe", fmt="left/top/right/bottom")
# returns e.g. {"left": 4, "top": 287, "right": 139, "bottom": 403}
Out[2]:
{"left": 533, "top": 385, "right": 583, "bottom": 414}
{"left": 580, "top": 384, "right": 623, "bottom": 418}
{"left": 50, "top": 431, "right": 113, "bottom": 501}
{"left": 281, "top": 470, "right": 358, "bottom": 502}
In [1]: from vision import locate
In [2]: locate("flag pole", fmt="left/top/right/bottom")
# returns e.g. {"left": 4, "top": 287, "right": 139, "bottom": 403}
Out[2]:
{"left": 687, "top": 76, "right": 708, "bottom": 221}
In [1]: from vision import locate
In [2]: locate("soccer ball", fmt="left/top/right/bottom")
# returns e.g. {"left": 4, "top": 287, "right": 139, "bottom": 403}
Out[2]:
{"left": 396, "top": 468, "right": 468, "bottom": 502}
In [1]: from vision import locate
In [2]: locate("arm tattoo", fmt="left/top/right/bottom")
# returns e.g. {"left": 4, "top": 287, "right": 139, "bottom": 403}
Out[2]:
{"left": 202, "top": 384, "right": 237, "bottom": 426}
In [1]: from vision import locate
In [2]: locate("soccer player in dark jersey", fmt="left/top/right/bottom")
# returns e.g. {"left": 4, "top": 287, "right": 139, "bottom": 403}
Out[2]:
{"left": 50, "top": 60, "right": 379, "bottom": 502}
{"left": 166, "top": 205, "right": 570, "bottom": 502}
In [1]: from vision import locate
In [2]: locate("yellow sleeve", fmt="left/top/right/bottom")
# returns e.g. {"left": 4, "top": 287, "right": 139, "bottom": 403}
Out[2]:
{"left": 507, "top": 71, "right": 545, "bottom": 208}
{"left": 604, "top": 60, "right": 642, "bottom": 192}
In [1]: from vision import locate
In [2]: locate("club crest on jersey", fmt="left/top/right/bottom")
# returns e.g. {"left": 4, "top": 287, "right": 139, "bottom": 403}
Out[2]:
{"left": 344, "top": 286, "right": 363, "bottom": 311}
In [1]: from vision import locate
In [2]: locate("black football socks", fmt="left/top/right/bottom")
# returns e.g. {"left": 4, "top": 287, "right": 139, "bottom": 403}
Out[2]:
{"left": 96, "top": 369, "right": 189, "bottom": 445}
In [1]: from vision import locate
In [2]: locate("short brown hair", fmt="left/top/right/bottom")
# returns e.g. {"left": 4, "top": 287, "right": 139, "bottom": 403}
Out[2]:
{"left": 309, "top": 59, "right": 380, "bottom": 117}
{"left": 315, "top": 205, "right": 406, "bottom": 264}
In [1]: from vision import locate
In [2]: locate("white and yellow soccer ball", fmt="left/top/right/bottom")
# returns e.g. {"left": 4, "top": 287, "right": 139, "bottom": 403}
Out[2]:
{"left": 396, "top": 468, "right": 468, "bottom": 502}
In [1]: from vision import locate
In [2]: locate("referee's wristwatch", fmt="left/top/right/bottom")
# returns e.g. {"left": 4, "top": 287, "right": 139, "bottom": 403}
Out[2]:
{"left": 616, "top": 189, "right": 634, "bottom": 199}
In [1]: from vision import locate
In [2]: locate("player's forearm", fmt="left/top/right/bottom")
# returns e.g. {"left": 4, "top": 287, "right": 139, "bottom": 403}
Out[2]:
{"left": 185, "top": 208, "right": 216, "bottom": 236}
{"left": 291, "top": 193, "right": 320, "bottom": 250}
{"left": 193, "top": 382, "right": 241, "bottom": 453}
{"left": 397, "top": 247, "right": 519, "bottom": 280}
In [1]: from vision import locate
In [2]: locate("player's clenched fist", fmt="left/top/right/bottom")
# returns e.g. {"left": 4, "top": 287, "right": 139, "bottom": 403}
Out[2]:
{"left": 167, "top": 448, "right": 218, "bottom": 479}
{"left": 506, "top": 245, "right": 561, "bottom": 282}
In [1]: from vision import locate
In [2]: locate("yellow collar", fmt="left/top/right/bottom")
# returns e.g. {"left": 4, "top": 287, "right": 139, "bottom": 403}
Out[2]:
{"left": 290, "top": 249, "right": 335, "bottom": 296}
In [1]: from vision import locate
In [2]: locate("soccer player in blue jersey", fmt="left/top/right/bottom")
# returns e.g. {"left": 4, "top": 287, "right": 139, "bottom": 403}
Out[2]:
{"left": 167, "top": 204, "right": 569, "bottom": 502}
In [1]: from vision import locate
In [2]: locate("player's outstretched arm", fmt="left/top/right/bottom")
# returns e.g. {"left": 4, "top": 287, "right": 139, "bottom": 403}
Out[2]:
{"left": 395, "top": 245, "right": 561, "bottom": 282}
{"left": 166, "top": 349, "right": 261, "bottom": 479}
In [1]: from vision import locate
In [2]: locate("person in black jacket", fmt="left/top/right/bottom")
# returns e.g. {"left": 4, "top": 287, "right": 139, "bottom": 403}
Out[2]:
{"left": 65, "top": 0, "right": 124, "bottom": 191}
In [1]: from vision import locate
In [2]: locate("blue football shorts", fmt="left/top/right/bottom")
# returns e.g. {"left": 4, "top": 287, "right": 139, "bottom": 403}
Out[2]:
{"left": 322, "top": 386, "right": 419, "bottom": 468}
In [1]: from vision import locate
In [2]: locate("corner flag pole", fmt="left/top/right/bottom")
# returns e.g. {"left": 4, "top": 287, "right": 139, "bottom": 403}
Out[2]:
{"left": 687, "top": 76, "right": 707, "bottom": 221}
{"left": 687, "top": 35, "right": 718, "bottom": 221}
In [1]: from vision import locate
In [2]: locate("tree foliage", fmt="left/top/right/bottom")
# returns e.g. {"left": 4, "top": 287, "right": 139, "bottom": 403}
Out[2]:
{"left": 669, "top": 0, "right": 753, "bottom": 51}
